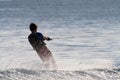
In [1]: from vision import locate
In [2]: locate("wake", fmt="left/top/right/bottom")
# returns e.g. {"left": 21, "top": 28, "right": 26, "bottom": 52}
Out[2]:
{"left": 0, "top": 68, "right": 120, "bottom": 80}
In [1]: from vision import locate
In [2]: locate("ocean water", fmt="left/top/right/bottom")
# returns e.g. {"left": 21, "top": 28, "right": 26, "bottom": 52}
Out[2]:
{"left": 0, "top": 0, "right": 120, "bottom": 80}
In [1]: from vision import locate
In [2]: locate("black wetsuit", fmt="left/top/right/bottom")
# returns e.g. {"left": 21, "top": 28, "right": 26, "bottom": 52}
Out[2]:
{"left": 28, "top": 32, "right": 46, "bottom": 50}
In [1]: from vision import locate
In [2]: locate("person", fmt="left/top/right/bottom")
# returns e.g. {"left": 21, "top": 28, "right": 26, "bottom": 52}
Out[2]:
{"left": 28, "top": 23, "right": 57, "bottom": 69}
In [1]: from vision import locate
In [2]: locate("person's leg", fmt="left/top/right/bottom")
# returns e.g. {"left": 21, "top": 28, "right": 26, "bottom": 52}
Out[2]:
{"left": 43, "top": 60, "right": 50, "bottom": 69}
{"left": 36, "top": 49, "right": 48, "bottom": 68}
{"left": 50, "top": 56, "right": 57, "bottom": 69}
{"left": 36, "top": 46, "right": 57, "bottom": 69}
{"left": 44, "top": 46, "right": 57, "bottom": 69}
{"left": 36, "top": 47, "right": 51, "bottom": 69}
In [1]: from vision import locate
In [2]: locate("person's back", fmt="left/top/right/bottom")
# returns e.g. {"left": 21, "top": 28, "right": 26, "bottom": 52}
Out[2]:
{"left": 28, "top": 32, "right": 45, "bottom": 50}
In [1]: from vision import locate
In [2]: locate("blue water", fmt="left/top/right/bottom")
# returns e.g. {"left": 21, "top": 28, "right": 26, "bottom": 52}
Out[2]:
{"left": 0, "top": 0, "right": 120, "bottom": 80}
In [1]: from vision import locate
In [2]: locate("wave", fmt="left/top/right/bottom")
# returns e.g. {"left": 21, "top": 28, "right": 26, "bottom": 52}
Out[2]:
{"left": 0, "top": 68, "right": 120, "bottom": 80}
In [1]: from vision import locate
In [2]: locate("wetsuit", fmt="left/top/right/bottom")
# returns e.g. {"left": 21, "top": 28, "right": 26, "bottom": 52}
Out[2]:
{"left": 28, "top": 32, "right": 46, "bottom": 50}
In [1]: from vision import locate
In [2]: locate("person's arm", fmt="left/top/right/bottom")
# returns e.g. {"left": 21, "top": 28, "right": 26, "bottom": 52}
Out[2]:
{"left": 37, "top": 32, "right": 52, "bottom": 41}
{"left": 43, "top": 36, "right": 52, "bottom": 41}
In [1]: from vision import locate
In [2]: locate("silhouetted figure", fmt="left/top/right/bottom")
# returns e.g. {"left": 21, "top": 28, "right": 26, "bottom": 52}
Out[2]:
{"left": 28, "top": 23, "right": 57, "bottom": 69}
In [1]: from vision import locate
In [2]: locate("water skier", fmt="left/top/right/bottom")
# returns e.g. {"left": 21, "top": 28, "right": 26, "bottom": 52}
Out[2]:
{"left": 28, "top": 23, "right": 57, "bottom": 69}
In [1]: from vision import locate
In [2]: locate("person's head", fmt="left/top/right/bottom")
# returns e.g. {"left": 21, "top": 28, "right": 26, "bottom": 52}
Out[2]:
{"left": 29, "top": 23, "right": 37, "bottom": 32}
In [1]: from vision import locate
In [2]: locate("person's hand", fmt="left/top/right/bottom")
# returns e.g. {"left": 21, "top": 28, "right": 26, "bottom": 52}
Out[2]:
{"left": 47, "top": 37, "right": 52, "bottom": 41}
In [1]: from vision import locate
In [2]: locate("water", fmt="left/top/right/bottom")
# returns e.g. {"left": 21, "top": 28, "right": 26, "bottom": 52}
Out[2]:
{"left": 0, "top": 0, "right": 120, "bottom": 80}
